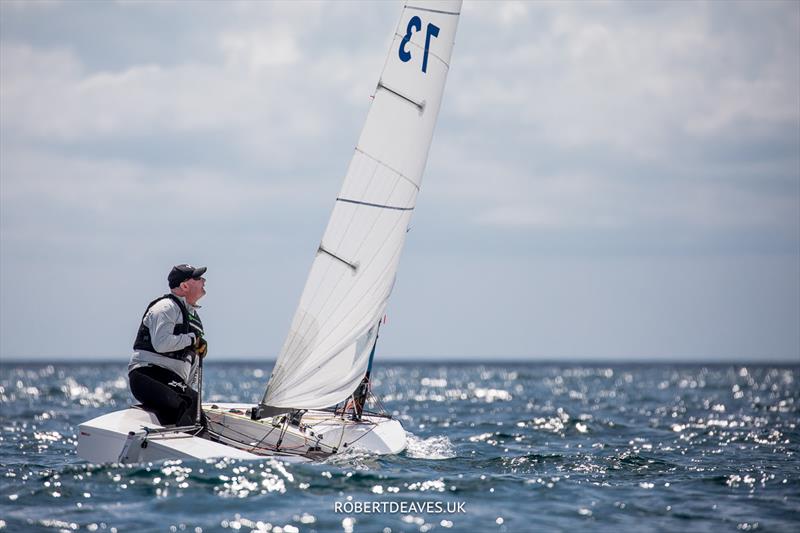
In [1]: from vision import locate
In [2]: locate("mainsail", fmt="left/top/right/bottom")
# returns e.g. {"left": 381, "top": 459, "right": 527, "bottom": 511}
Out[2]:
{"left": 258, "top": 0, "right": 462, "bottom": 413}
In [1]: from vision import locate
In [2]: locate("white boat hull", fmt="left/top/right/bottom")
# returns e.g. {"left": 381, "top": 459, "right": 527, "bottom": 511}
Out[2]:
{"left": 205, "top": 404, "right": 407, "bottom": 457}
{"left": 77, "top": 403, "right": 406, "bottom": 463}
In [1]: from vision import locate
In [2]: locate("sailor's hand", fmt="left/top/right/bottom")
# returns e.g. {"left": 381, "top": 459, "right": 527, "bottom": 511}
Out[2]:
{"left": 196, "top": 337, "right": 208, "bottom": 358}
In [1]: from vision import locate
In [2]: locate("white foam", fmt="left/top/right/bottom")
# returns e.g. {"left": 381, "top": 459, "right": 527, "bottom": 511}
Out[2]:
{"left": 404, "top": 432, "right": 456, "bottom": 460}
{"left": 323, "top": 445, "right": 379, "bottom": 470}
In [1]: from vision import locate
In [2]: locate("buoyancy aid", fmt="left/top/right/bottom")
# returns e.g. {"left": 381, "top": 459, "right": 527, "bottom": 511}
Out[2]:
{"left": 133, "top": 294, "right": 204, "bottom": 361}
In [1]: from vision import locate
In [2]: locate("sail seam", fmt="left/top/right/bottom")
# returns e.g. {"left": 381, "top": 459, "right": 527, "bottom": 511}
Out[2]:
{"left": 336, "top": 197, "right": 415, "bottom": 211}
{"left": 268, "top": 206, "right": 408, "bottom": 406}
{"left": 354, "top": 148, "right": 420, "bottom": 191}
{"left": 405, "top": 5, "right": 460, "bottom": 16}
{"left": 278, "top": 155, "right": 381, "bottom": 366}
{"left": 277, "top": 192, "right": 409, "bottom": 397}
{"left": 301, "top": 222, "right": 405, "bottom": 393}
{"left": 278, "top": 151, "right": 392, "bottom": 375}
{"left": 392, "top": 34, "right": 452, "bottom": 70}
{"left": 263, "top": 0, "right": 461, "bottom": 410}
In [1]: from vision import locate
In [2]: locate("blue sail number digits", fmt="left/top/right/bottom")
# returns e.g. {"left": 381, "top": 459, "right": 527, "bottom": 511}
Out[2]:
{"left": 398, "top": 16, "right": 440, "bottom": 74}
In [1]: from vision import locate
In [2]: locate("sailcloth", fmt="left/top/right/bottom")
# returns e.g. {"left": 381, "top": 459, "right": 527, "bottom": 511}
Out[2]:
{"left": 260, "top": 0, "right": 462, "bottom": 411}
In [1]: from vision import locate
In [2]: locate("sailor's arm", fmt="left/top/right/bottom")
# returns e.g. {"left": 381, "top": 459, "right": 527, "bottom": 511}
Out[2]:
{"left": 145, "top": 300, "right": 195, "bottom": 353}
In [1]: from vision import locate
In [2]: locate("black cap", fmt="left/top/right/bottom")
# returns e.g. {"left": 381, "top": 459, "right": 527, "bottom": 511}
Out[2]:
{"left": 168, "top": 264, "right": 207, "bottom": 289}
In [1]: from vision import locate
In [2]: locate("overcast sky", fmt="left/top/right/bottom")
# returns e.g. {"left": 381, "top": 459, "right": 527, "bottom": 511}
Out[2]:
{"left": 1, "top": 0, "right": 798, "bottom": 363}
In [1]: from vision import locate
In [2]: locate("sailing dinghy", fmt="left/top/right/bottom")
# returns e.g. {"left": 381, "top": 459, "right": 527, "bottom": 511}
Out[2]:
{"left": 78, "top": 0, "right": 461, "bottom": 463}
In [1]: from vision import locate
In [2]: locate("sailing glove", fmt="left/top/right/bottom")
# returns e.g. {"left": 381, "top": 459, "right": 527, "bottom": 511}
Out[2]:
{"left": 194, "top": 336, "right": 208, "bottom": 358}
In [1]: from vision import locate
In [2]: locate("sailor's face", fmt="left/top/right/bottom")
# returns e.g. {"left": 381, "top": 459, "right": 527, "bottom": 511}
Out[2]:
{"left": 184, "top": 277, "right": 206, "bottom": 304}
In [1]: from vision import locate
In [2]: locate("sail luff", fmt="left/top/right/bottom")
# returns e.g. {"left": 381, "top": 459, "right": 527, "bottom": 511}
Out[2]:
{"left": 260, "top": 0, "right": 462, "bottom": 412}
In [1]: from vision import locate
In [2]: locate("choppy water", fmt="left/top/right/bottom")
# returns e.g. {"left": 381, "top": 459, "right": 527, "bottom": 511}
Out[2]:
{"left": 0, "top": 362, "right": 798, "bottom": 532}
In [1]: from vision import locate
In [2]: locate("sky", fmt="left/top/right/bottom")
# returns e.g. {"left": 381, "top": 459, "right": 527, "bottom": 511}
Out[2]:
{"left": 1, "top": 0, "right": 798, "bottom": 363}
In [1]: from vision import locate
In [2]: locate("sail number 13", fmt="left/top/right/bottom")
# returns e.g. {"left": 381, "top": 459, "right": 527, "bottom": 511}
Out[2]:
{"left": 398, "top": 16, "right": 440, "bottom": 73}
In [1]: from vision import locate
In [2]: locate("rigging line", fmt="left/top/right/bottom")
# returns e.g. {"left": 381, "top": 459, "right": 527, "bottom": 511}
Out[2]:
{"left": 276, "top": 417, "right": 291, "bottom": 449}
{"left": 215, "top": 431, "right": 322, "bottom": 456}
{"left": 336, "top": 416, "right": 349, "bottom": 451}
{"left": 251, "top": 420, "right": 337, "bottom": 453}
{"left": 343, "top": 424, "right": 379, "bottom": 448}
{"left": 336, "top": 197, "right": 415, "bottom": 211}
{"left": 209, "top": 416, "right": 270, "bottom": 440}
{"left": 354, "top": 148, "right": 420, "bottom": 192}
{"left": 210, "top": 415, "right": 339, "bottom": 456}
{"left": 373, "top": 394, "right": 388, "bottom": 416}
{"left": 405, "top": 5, "right": 461, "bottom": 16}
{"left": 248, "top": 424, "right": 278, "bottom": 453}
{"left": 208, "top": 420, "right": 278, "bottom": 451}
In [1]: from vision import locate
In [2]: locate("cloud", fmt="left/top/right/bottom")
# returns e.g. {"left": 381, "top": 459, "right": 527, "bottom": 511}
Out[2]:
{"left": 454, "top": 1, "right": 799, "bottom": 153}
{"left": 2, "top": 0, "right": 797, "bottom": 245}
{"left": 0, "top": 146, "right": 321, "bottom": 235}
{"left": 1, "top": 1, "right": 798, "bottom": 360}
{"left": 421, "top": 1, "right": 800, "bottom": 246}
{"left": 219, "top": 29, "right": 301, "bottom": 70}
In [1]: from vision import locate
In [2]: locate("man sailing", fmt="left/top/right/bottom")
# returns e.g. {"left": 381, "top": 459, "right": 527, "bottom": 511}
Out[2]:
{"left": 128, "top": 264, "right": 208, "bottom": 427}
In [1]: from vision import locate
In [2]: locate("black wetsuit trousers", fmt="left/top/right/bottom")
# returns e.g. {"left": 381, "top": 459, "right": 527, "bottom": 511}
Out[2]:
{"left": 128, "top": 365, "right": 203, "bottom": 427}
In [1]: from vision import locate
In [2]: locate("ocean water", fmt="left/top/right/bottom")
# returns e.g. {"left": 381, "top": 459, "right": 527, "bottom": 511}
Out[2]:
{"left": 0, "top": 361, "right": 797, "bottom": 532}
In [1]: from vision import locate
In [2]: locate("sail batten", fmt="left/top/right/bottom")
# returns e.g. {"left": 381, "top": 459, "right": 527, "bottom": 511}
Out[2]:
{"left": 259, "top": 0, "right": 461, "bottom": 412}
{"left": 336, "top": 198, "right": 415, "bottom": 211}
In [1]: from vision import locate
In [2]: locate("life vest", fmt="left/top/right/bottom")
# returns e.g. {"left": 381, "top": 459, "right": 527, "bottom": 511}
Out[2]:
{"left": 132, "top": 294, "right": 204, "bottom": 361}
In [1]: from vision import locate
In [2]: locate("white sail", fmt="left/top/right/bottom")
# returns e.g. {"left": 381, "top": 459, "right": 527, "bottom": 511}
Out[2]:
{"left": 261, "top": 0, "right": 462, "bottom": 411}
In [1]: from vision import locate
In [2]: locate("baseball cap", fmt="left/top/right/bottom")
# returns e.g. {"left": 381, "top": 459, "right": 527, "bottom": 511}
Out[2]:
{"left": 168, "top": 264, "right": 207, "bottom": 289}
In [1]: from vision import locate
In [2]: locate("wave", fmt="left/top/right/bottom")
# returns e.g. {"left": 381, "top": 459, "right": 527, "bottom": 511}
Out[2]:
{"left": 404, "top": 432, "right": 456, "bottom": 460}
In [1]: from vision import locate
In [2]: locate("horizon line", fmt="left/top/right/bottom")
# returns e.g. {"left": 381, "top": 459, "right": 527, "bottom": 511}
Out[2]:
{"left": 1, "top": 356, "right": 798, "bottom": 366}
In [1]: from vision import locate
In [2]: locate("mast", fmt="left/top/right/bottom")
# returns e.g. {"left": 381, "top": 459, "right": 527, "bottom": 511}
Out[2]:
{"left": 254, "top": 0, "right": 462, "bottom": 419}
{"left": 350, "top": 321, "right": 380, "bottom": 419}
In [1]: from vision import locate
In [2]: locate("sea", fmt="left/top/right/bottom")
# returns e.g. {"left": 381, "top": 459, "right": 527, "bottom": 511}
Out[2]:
{"left": 0, "top": 361, "right": 797, "bottom": 532}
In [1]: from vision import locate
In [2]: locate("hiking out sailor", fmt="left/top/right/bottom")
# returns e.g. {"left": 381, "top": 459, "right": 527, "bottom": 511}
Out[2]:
{"left": 128, "top": 264, "right": 209, "bottom": 427}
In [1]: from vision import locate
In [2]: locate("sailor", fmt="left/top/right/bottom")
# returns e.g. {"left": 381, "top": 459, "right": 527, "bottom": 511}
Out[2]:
{"left": 128, "top": 264, "right": 209, "bottom": 427}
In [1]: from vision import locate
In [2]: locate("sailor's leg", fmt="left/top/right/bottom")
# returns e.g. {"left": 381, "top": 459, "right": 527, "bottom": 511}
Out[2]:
{"left": 175, "top": 386, "right": 201, "bottom": 427}
{"left": 129, "top": 366, "right": 191, "bottom": 426}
